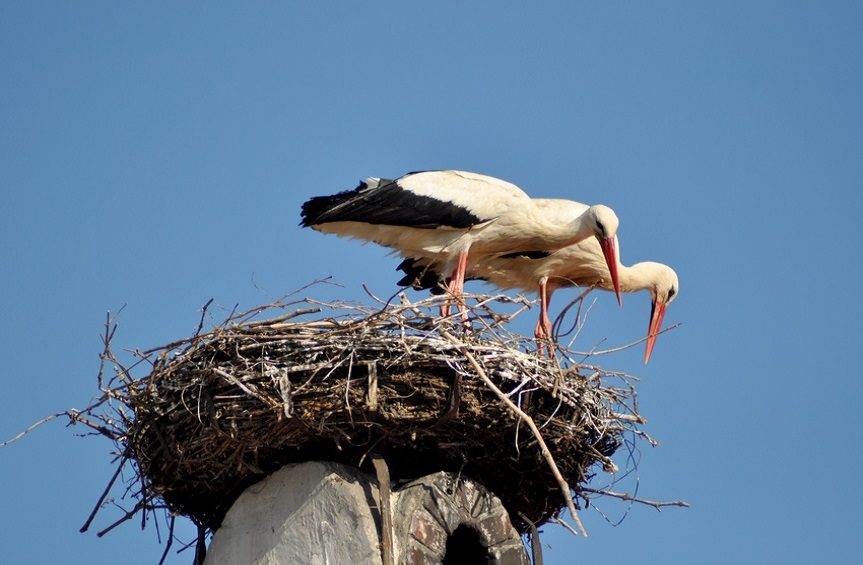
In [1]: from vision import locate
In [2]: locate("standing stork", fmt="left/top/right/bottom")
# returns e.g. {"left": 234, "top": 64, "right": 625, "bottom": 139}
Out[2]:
{"left": 399, "top": 201, "right": 678, "bottom": 362}
{"left": 300, "top": 170, "right": 622, "bottom": 318}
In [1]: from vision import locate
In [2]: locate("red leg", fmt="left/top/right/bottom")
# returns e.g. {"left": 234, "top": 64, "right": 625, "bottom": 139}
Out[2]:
{"left": 542, "top": 284, "right": 553, "bottom": 340}
{"left": 442, "top": 250, "right": 469, "bottom": 321}
{"left": 535, "top": 278, "right": 554, "bottom": 357}
{"left": 454, "top": 250, "right": 469, "bottom": 322}
{"left": 440, "top": 301, "right": 451, "bottom": 318}
{"left": 534, "top": 317, "right": 546, "bottom": 340}
{"left": 452, "top": 250, "right": 468, "bottom": 294}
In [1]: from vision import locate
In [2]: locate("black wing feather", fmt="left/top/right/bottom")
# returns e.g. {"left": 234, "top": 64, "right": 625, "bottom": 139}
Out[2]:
{"left": 395, "top": 257, "right": 489, "bottom": 294}
{"left": 300, "top": 178, "right": 482, "bottom": 229}
{"left": 497, "top": 250, "right": 554, "bottom": 260}
{"left": 395, "top": 258, "right": 446, "bottom": 292}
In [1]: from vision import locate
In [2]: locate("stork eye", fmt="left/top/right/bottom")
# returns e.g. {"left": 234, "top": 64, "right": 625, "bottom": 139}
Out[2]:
{"left": 596, "top": 220, "right": 605, "bottom": 236}
{"left": 668, "top": 287, "right": 676, "bottom": 299}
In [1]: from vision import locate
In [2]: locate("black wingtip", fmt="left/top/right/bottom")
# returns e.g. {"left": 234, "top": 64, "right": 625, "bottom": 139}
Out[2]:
{"left": 395, "top": 258, "right": 416, "bottom": 273}
{"left": 299, "top": 179, "right": 372, "bottom": 227}
{"left": 300, "top": 174, "right": 482, "bottom": 230}
{"left": 497, "top": 250, "right": 554, "bottom": 260}
{"left": 395, "top": 257, "right": 446, "bottom": 292}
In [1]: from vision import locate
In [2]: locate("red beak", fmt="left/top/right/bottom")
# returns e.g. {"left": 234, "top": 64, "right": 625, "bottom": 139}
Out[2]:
{"left": 599, "top": 236, "right": 622, "bottom": 306}
{"left": 644, "top": 301, "right": 667, "bottom": 364}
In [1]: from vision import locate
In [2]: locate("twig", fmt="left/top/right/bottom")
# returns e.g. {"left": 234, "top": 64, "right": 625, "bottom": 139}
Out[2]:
{"left": 194, "top": 298, "right": 214, "bottom": 337}
{"left": 570, "top": 324, "right": 682, "bottom": 357}
{"left": 243, "top": 307, "right": 322, "bottom": 328}
{"left": 366, "top": 361, "right": 378, "bottom": 413}
{"left": 157, "top": 515, "right": 175, "bottom": 565}
{"left": 286, "top": 275, "right": 339, "bottom": 297}
{"left": 97, "top": 500, "right": 148, "bottom": 537}
{"left": 194, "top": 524, "right": 207, "bottom": 565}
{"left": 582, "top": 487, "right": 690, "bottom": 510}
{"left": 80, "top": 457, "right": 127, "bottom": 533}
{"left": 551, "top": 516, "right": 583, "bottom": 537}
{"left": 439, "top": 328, "right": 588, "bottom": 537}
{"left": 1, "top": 413, "right": 63, "bottom": 448}
{"left": 213, "top": 368, "right": 280, "bottom": 409}
{"left": 552, "top": 286, "right": 594, "bottom": 341}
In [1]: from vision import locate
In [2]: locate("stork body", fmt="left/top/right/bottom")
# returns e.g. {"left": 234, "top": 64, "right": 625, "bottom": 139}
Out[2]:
{"left": 301, "top": 171, "right": 621, "bottom": 316}
{"left": 399, "top": 218, "right": 678, "bottom": 362}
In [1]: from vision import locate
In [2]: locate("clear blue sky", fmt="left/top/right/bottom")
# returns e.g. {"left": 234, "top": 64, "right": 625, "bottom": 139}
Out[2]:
{"left": 2, "top": 2, "right": 861, "bottom": 563}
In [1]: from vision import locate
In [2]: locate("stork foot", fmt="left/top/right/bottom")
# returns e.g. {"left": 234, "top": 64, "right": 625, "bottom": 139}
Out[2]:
{"left": 533, "top": 326, "right": 555, "bottom": 358}
{"left": 440, "top": 303, "right": 451, "bottom": 318}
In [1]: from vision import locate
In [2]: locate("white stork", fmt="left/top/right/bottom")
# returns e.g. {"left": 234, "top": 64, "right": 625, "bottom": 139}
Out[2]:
{"left": 399, "top": 205, "right": 679, "bottom": 363}
{"left": 301, "top": 170, "right": 622, "bottom": 317}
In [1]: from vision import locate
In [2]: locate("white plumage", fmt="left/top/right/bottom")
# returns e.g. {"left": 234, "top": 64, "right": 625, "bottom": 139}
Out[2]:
{"left": 400, "top": 230, "right": 679, "bottom": 362}
{"left": 301, "top": 170, "right": 622, "bottom": 317}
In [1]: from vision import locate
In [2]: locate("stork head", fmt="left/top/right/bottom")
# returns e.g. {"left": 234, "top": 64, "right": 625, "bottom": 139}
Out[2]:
{"left": 643, "top": 264, "right": 679, "bottom": 364}
{"left": 588, "top": 205, "right": 622, "bottom": 306}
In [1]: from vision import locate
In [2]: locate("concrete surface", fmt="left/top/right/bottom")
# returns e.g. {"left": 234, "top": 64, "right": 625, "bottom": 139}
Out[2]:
{"left": 204, "top": 461, "right": 529, "bottom": 565}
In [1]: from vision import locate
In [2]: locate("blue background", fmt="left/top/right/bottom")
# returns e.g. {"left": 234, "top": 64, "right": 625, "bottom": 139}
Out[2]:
{"left": 2, "top": 2, "right": 861, "bottom": 563}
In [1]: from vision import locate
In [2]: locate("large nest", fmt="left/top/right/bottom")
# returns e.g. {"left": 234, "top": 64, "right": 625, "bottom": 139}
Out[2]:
{"left": 71, "top": 289, "right": 653, "bottom": 539}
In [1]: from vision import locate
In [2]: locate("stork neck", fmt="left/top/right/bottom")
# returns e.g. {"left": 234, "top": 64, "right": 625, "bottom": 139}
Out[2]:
{"left": 550, "top": 216, "right": 598, "bottom": 247}
{"left": 619, "top": 263, "right": 657, "bottom": 293}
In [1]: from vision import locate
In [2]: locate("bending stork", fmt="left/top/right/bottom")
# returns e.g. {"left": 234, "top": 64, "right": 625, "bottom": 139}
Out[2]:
{"left": 399, "top": 208, "right": 678, "bottom": 362}
{"left": 301, "top": 170, "right": 622, "bottom": 317}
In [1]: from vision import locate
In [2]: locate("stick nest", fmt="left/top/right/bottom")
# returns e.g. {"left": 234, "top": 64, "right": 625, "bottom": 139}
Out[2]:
{"left": 81, "top": 290, "right": 650, "bottom": 536}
